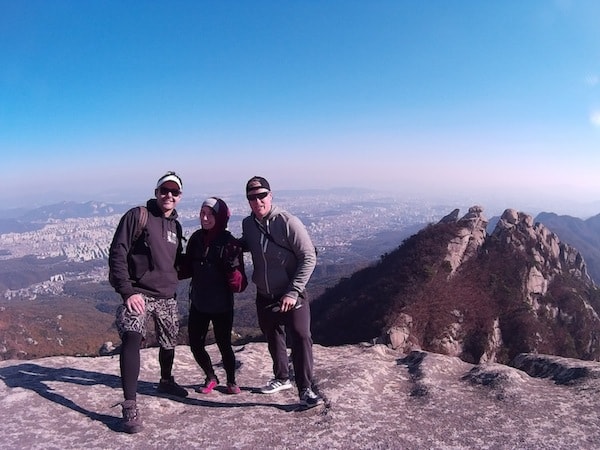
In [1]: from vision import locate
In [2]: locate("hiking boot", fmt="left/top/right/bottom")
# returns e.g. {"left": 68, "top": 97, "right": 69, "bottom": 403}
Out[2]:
{"left": 157, "top": 376, "right": 188, "bottom": 397}
{"left": 299, "top": 388, "right": 324, "bottom": 408}
{"left": 226, "top": 382, "right": 241, "bottom": 394}
{"left": 198, "top": 376, "right": 219, "bottom": 394}
{"left": 259, "top": 378, "right": 293, "bottom": 394}
{"left": 120, "top": 400, "right": 143, "bottom": 434}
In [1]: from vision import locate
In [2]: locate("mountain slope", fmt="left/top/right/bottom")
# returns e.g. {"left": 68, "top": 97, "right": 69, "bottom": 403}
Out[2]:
{"left": 312, "top": 207, "right": 600, "bottom": 364}
{"left": 535, "top": 211, "right": 600, "bottom": 284}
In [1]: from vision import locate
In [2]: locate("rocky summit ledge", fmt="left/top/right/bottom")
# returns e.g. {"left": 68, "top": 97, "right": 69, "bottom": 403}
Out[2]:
{"left": 0, "top": 343, "right": 598, "bottom": 449}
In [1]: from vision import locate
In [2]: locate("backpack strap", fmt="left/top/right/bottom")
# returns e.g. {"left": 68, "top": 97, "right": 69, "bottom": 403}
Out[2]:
{"left": 253, "top": 217, "right": 318, "bottom": 256}
{"left": 253, "top": 218, "right": 293, "bottom": 253}
{"left": 253, "top": 215, "right": 319, "bottom": 256}
{"left": 176, "top": 219, "right": 185, "bottom": 243}
{"left": 133, "top": 206, "right": 148, "bottom": 242}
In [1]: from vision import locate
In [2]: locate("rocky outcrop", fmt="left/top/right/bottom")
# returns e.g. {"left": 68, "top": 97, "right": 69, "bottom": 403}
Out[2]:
{"left": 443, "top": 206, "right": 488, "bottom": 274}
{"left": 492, "top": 208, "right": 591, "bottom": 299}
{"left": 406, "top": 207, "right": 598, "bottom": 362}
{"left": 2, "top": 344, "right": 600, "bottom": 448}
{"left": 314, "top": 206, "right": 600, "bottom": 365}
{"left": 99, "top": 341, "right": 117, "bottom": 356}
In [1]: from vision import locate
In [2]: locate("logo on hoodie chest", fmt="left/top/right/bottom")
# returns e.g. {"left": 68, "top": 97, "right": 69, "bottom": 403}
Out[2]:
{"left": 167, "top": 230, "right": 178, "bottom": 245}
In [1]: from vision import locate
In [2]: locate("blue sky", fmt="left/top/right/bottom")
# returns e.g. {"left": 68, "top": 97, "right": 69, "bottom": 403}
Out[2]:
{"left": 2, "top": 1, "right": 600, "bottom": 214}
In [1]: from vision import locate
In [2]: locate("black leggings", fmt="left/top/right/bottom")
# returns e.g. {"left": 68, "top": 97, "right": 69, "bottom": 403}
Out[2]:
{"left": 120, "top": 331, "right": 175, "bottom": 401}
{"left": 188, "top": 305, "right": 236, "bottom": 384}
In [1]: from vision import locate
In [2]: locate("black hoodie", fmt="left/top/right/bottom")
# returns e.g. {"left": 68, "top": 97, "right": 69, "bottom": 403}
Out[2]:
{"left": 108, "top": 198, "right": 183, "bottom": 301}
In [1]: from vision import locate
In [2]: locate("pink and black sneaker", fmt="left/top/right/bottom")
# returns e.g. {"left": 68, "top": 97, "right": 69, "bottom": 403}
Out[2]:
{"left": 198, "top": 377, "right": 219, "bottom": 394}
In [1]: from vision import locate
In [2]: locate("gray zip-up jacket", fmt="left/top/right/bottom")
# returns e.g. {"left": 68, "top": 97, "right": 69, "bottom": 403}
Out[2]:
{"left": 241, "top": 205, "right": 316, "bottom": 301}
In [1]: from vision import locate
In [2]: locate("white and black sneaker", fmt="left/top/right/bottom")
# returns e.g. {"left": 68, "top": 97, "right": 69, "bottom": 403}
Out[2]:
{"left": 299, "top": 388, "right": 324, "bottom": 408}
{"left": 259, "top": 378, "right": 293, "bottom": 394}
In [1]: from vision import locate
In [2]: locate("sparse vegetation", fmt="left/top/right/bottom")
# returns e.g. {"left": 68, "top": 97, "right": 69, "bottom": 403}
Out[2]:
{"left": 312, "top": 210, "right": 600, "bottom": 365}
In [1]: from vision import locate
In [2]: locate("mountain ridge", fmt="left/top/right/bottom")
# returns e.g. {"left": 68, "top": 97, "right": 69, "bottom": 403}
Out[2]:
{"left": 312, "top": 206, "right": 600, "bottom": 365}
{"left": 534, "top": 211, "right": 600, "bottom": 284}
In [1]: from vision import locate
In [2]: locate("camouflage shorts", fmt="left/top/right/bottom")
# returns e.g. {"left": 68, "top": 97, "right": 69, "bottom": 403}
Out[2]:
{"left": 116, "top": 294, "right": 179, "bottom": 350}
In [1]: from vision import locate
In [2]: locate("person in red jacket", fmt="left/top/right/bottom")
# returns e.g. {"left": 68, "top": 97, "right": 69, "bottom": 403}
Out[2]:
{"left": 108, "top": 171, "right": 187, "bottom": 434}
{"left": 180, "top": 197, "right": 247, "bottom": 395}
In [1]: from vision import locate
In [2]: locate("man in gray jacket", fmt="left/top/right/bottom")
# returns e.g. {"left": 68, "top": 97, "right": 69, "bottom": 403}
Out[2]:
{"left": 242, "top": 176, "right": 323, "bottom": 408}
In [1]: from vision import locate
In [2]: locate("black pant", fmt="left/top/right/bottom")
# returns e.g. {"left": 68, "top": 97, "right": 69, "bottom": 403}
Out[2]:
{"left": 188, "top": 305, "right": 236, "bottom": 384}
{"left": 256, "top": 293, "right": 314, "bottom": 392}
{"left": 120, "top": 331, "right": 175, "bottom": 401}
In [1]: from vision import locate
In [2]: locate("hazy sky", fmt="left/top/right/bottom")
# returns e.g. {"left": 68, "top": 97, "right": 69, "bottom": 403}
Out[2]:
{"left": 2, "top": 1, "right": 600, "bottom": 212}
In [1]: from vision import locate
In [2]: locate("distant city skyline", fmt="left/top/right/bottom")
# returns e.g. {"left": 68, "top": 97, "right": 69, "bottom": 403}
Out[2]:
{"left": 3, "top": 1, "right": 600, "bottom": 215}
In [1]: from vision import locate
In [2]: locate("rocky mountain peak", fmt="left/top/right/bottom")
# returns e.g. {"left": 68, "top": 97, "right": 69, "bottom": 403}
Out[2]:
{"left": 494, "top": 208, "right": 588, "bottom": 280}
{"left": 490, "top": 208, "right": 591, "bottom": 307}
{"left": 312, "top": 205, "right": 600, "bottom": 365}
{"left": 443, "top": 205, "right": 488, "bottom": 274}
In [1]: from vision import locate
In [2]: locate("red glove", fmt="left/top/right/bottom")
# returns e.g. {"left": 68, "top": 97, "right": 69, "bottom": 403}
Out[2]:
{"left": 228, "top": 269, "right": 247, "bottom": 293}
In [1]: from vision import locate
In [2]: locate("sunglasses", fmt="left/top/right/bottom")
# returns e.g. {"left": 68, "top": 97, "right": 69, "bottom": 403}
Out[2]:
{"left": 159, "top": 187, "right": 182, "bottom": 197}
{"left": 247, "top": 191, "right": 269, "bottom": 201}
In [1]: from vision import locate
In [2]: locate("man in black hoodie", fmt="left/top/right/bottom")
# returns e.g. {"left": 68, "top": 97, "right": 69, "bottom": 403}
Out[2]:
{"left": 108, "top": 171, "right": 187, "bottom": 434}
